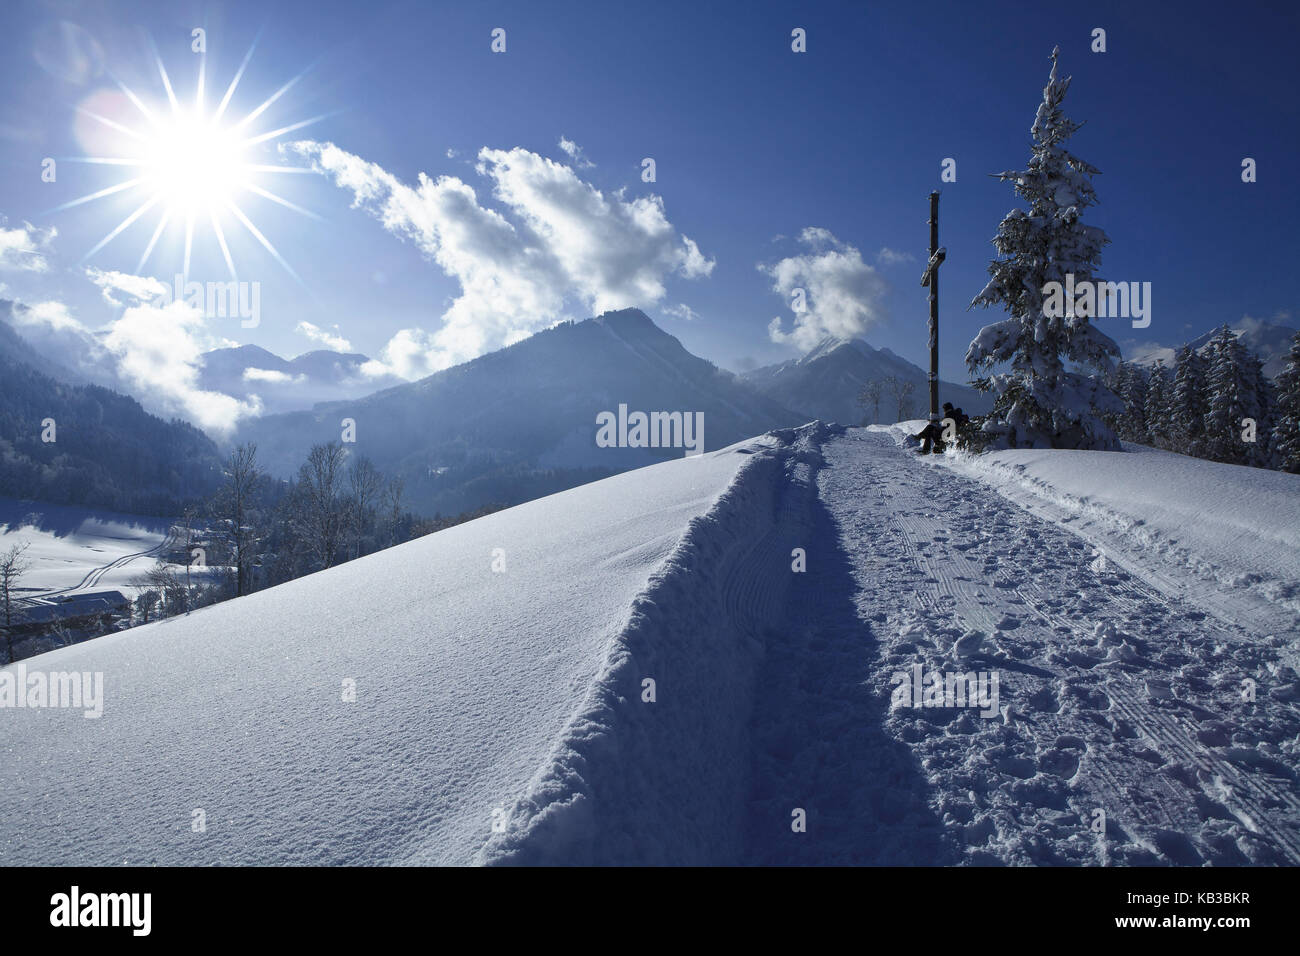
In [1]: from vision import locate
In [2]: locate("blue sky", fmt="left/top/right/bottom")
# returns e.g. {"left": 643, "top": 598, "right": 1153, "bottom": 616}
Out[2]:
{"left": 1, "top": 0, "right": 1296, "bottom": 404}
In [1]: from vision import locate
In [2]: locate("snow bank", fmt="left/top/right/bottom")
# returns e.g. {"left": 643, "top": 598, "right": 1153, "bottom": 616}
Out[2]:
{"left": 0, "top": 436, "right": 770, "bottom": 865}
{"left": 480, "top": 421, "right": 839, "bottom": 864}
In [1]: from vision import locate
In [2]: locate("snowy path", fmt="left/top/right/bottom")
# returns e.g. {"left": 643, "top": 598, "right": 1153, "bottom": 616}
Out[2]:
{"left": 750, "top": 429, "right": 1299, "bottom": 865}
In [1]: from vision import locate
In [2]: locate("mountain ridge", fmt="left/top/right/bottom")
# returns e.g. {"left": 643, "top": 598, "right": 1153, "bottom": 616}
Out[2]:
{"left": 233, "top": 308, "right": 806, "bottom": 516}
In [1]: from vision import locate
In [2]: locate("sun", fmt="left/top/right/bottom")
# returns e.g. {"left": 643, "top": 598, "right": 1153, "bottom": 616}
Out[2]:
{"left": 52, "top": 36, "right": 326, "bottom": 282}
{"left": 139, "top": 109, "right": 247, "bottom": 215}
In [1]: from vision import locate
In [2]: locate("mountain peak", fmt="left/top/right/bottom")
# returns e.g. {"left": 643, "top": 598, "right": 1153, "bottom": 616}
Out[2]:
{"left": 802, "top": 335, "right": 871, "bottom": 364}
{"left": 594, "top": 307, "right": 659, "bottom": 335}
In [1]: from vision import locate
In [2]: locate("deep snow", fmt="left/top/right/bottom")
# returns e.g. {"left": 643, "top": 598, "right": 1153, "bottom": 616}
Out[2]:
{"left": 0, "top": 436, "right": 770, "bottom": 865}
{"left": 2, "top": 424, "right": 1297, "bottom": 866}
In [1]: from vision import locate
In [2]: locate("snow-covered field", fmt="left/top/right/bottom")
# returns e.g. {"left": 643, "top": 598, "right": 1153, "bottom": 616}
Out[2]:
{"left": 2, "top": 424, "right": 1296, "bottom": 865}
{"left": 0, "top": 499, "right": 172, "bottom": 601}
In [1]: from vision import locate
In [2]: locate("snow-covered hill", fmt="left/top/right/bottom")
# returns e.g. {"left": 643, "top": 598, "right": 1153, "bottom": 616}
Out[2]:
{"left": 3, "top": 424, "right": 1297, "bottom": 865}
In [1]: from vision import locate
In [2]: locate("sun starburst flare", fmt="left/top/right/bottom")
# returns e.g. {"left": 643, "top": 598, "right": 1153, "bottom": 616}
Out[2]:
{"left": 52, "top": 36, "right": 327, "bottom": 283}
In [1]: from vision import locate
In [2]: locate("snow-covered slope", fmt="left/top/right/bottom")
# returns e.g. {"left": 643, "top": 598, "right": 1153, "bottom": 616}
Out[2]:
{"left": 911, "top": 431, "right": 1300, "bottom": 634}
{"left": 0, "top": 430, "right": 786, "bottom": 865}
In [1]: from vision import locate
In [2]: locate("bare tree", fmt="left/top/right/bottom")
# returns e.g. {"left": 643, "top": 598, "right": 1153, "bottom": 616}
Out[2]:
{"left": 382, "top": 476, "right": 405, "bottom": 547}
{"left": 347, "top": 456, "right": 384, "bottom": 560}
{"left": 217, "top": 444, "right": 262, "bottom": 597}
{"left": 132, "top": 560, "right": 188, "bottom": 617}
{"left": 297, "top": 443, "right": 349, "bottom": 570}
{"left": 181, "top": 505, "right": 199, "bottom": 596}
{"left": 0, "top": 541, "right": 32, "bottom": 663}
{"left": 888, "top": 378, "right": 916, "bottom": 421}
{"left": 135, "top": 590, "right": 159, "bottom": 625}
{"left": 858, "top": 381, "right": 883, "bottom": 425}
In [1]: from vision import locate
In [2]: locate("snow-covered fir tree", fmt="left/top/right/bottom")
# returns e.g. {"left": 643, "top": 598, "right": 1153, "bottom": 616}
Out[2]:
{"left": 1202, "top": 325, "right": 1260, "bottom": 465}
{"left": 1144, "top": 361, "right": 1174, "bottom": 449}
{"left": 1247, "top": 349, "right": 1278, "bottom": 468}
{"left": 1108, "top": 360, "right": 1148, "bottom": 442}
{"left": 1274, "top": 330, "right": 1300, "bottom": 474}
{"left": 1169, "top": 344, "right": 1209, "bottom": 457}
{"left": 966, "top": 47, "right": 1121, "bottom": 450}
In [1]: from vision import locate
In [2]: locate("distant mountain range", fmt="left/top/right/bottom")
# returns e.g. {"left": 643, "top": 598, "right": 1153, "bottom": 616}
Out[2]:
{"left": 741, "top": 336, "right": 992, "bottom": 424}
{"left": 198, "top": 344, "right": 405, "bottom": 416}
{"left": 4, "top": 298, "right": 1104, "bottom": 520}
{"left": 0, "top": 308, "right": 223, "bottom": 515}
{"left": 1127, "top": 317, "right": 1297, "bottom": 379}
{"left": 234, "top": 309, "right": 805, "bottom": 516}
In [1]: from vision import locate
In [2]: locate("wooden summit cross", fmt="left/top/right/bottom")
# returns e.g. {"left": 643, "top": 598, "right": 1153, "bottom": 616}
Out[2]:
{"left": 919, "top": 191, "right": 946, "bottom": 422}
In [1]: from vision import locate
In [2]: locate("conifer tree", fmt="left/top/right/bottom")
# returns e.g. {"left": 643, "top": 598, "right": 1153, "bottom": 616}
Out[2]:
{"left": 1273, "top": 330, "right": 1300, "bottom": 473}
{"left": 1203, "top": 325, "right": 1254, "bottom": 464}
{"left": 966, "top": 47, "right": 1121, "bottom": 450}
{"left": 1170, "top": 345, "right": 1209, "bottom": 457}
{"left": 1108, "top": 361, "right": 1147, "bottom": 442}
{"left": 1246, "top": 350, "right": 1277, "bottom": 468}
{"left": 1144, "top": 361, "right": 1173, "bottom": 449}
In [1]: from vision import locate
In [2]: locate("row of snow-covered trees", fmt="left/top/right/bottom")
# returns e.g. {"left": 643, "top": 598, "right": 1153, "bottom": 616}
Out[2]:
{"left": 1110, "top": 327, "right": 1300, "bottom": 471}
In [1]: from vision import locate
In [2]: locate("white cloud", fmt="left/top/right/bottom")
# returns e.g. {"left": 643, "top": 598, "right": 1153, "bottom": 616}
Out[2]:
{"left": 102, "top": 297, "right": 260, "bottom": 434}
{"left": 287, "top": 139, "right": 713, "bottom": 378}
{"left": 876, "top": 247, "right": 916, "bottom": 266}
{"left": 760, "top": 227, "right": 889, "bottom": 352}
{"left": 12, "top": 299, "right": 83, "bottom": 332}
{"left": 558, "top": 136, "right": 594, "bottom": 169}
{"left": 11, "top": 286, "right": 259, "bottom": 435}
{"left": 84, "top": 267, "right": 169, "bottom": 306}
{"left": 662, "top": 302, "right": 700, "bottom": 322}
{"left": 243, "top": 367, "right": 306, "bottom": 385}
{"left": 0, "top": 220, "right": 55, "bottom": 272}
{"left": 359, "top": 327, "right": 443, "bottom": 380}
{"left": 295, "top": 319, "right": 353, "bottom": 352}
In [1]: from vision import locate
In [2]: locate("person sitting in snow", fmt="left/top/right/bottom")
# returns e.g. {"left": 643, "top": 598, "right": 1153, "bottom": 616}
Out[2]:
{"left": 913, "top": 415, "right": 946, "bottom": 454}
{"left": 914, "top": 403, "right": 969, "bottom": 453}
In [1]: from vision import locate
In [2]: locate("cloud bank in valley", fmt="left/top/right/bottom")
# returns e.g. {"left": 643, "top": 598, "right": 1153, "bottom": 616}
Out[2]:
{"left": 3, "top": 263, "right": 260, "bottom": 435}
